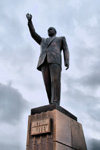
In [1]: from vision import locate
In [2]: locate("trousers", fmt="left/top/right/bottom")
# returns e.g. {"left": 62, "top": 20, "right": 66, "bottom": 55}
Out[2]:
{"left": 41, "top": 58, "right": 61, "bottom": 105}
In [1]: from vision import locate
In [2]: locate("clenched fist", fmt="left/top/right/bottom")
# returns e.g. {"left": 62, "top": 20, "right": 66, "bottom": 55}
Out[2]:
{"left": 26, "top": 13, "right": 32, "bottom": 21}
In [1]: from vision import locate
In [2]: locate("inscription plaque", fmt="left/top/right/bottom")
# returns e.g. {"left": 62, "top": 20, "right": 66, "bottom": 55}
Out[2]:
{"left": 31, "top": 118, "right": 51, "bottom": 136}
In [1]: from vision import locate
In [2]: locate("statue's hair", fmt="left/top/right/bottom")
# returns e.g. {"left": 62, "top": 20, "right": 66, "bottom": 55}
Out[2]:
{"left": 48, "top": 27, "right": 57, "bottom": 34}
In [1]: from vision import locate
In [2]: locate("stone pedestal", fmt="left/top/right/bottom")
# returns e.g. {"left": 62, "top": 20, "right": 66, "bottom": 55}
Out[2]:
{"left": 26, "top": 104, "right": 87, "bottom": 150}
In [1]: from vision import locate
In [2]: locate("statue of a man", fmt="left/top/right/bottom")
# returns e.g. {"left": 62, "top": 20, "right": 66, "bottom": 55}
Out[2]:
{"left": 26, "top": 13, "right": 69, "bottom": 105}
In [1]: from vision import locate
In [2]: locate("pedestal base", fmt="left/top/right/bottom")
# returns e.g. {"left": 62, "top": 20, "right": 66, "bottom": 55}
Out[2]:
{"left": 26, "top": 104, "right": 87, "bottom": 150}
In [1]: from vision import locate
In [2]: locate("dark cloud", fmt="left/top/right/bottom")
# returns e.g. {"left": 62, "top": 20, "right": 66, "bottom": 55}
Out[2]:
{"left": 89, "top": 108, "right": 100, "bottom": 122}
{"left": 81, "top": 71, "right": 100, "bottom": 88}
{"left": 80, "top": 60, "right": 100, "bottom": 88}
{"left": 0, "top": 83, "right": 28, "bottom": 125}
{"left": 63, "top": 75, "right": 100, "bottom": 136}
{"left": 88, "top": 138, "right": 100, "bottom": 150}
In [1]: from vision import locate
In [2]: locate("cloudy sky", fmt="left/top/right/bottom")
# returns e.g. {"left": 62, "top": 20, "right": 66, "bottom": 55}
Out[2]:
{"left": 0, "top": 0, "right": 100, "bottom": 149}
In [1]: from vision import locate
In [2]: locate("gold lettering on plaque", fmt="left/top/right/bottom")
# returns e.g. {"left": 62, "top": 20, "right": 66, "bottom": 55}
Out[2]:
{"left": 31, "top": 118, "right": 51, "bottom": 136}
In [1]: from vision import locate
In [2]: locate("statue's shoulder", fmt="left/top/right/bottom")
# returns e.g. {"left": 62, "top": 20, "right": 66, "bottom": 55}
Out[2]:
{"left": 41, "top": 38, "right": 46, "bottom": 43}
{"left": 57, "top": 36, "right": 65, "bottom": 41}
{"left": 61, "top": 36, "right": 66, "bottom": 39}
{"left": 61, "top": 36, "right": 67, "bottom": 42}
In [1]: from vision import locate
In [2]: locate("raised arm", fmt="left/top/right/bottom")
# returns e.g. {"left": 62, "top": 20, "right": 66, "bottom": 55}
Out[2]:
{"left": 62, "top": 36, "right": 69, "bottom": 70}
{"left": 26, "top": 13, "right": 42, "bottom": 45}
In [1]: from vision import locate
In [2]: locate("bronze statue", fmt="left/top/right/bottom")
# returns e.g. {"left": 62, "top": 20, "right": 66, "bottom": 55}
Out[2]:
{"left": 26, "top": 13, "right": 69, "bottom": 105}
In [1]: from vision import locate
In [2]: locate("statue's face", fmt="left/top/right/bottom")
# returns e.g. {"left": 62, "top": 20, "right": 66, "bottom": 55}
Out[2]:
{"left": 48, "top": 27, "right": 56, "bottom": 37}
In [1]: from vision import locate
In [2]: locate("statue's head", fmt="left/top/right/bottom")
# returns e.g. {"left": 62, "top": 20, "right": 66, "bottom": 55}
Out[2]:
{"left": 48, "top": 27, "right": 57, "bottom": 37}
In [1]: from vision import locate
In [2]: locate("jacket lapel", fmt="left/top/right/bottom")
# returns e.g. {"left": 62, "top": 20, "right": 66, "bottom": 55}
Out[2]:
{"left": 46, "top": 36, "right": 56, "bottom": 48}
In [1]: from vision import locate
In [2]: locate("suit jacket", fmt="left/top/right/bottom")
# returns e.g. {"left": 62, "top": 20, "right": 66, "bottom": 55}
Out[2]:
{"left": 28, "top": 21, "right": 69, "bottom": 71}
